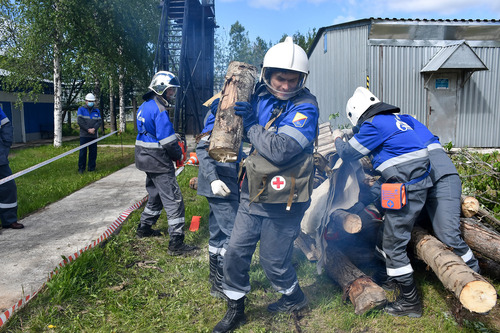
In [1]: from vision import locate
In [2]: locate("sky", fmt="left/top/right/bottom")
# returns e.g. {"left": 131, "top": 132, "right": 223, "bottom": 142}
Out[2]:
{"left": 214, "top": 0, "right": 500, "bottom": 44}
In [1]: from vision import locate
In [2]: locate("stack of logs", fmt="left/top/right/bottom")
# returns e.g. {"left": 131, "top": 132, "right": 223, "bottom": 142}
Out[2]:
{"left": 296, "top": 126, "right": 499, "bottom": 315}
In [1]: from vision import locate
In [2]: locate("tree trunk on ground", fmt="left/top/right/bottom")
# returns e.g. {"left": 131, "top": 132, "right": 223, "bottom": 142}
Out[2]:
{"left": 324, "top": 244, "right": 387, "bottom": 315}
{"left": 461, "top": 195, "right": 500, "bottom": 227}
{"left": 461, "top": 196, "right": 480, "bottom": 218}
{"left": 411, "top": 226, "right": 497, "bottom": 313}
{"left": 461, "top": 217, "right": 500, "bottom": 263}
{"left": 329, "top": 210, "right": 362, "bottom": 234}
{"left": 208, "top": 61, "right": 257, "bottom": 162}
{"left": 475, "top": 252, "right": 500, "bottom": 280}
{"left": 295, "top": 232, "right": 321, "bottom": 261}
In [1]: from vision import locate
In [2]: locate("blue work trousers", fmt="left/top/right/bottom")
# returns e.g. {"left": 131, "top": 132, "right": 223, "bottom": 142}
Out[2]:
{"left": 78, "top": 136, "right": 97, "bottom": 171}
{"left": 222, "top": 199, "right": 303, "bottom": 300}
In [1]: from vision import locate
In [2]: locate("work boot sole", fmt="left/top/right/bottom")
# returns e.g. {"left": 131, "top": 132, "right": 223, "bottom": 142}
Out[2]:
{"left": 268, "top": 296, "right": 309, "bottom": 313}
{"left": 384, "top": 304, "right": 422, "bottom": 318}
{"left": 167, "top": 245, "right": 200, "bottom": 256}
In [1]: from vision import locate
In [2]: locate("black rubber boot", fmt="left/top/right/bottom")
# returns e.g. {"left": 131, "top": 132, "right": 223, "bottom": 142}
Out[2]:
{"left": 384, "top": 276, "right": 422, "bottom": 318}
{"left": 136, "top": 224, "right": 162, "bottom": 238}
{"left": 209, "top": 253, "right": 219, "bottom": 284}
{"left": 168, "top": 234, "right": 199, "bottom": 255}
{"left": 213, "top": 297, "right": 246, "bottom": 333}
{"left": 210, "top": 257, "right": 227, "bottom": 300}
{"left": 267, "top": 285, "right": 308, "bottom": 313}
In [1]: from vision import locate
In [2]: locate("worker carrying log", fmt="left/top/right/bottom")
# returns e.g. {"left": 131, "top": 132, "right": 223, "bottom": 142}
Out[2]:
{"left": 333, "top": 87, "right": 432, "bottom": 318}
{"left": 212, "top": 37, "right": 319, "bottom": 333}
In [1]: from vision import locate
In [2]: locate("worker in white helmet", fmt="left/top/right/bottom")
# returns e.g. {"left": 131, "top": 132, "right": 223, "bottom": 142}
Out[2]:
{"left": 134, "top": 71, "right": 198, "bottom": 256}
{"left": 333, "top": 87, "right": 433, "bottom": 318}
{"left": 77, "top": 93, "right": 102, "bottom": 174}
{"left": 213, "top": 37, "right": 319, "bottom": 333}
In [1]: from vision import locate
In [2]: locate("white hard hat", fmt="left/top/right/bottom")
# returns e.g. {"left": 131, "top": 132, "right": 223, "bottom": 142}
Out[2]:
{"left": 260, "top": 37, "right": 309, "bottom": 100}
{"left": 148, "top": 71, "right": 180, "bottom": 95}
{"left": 85, "top": 93, "right": 96, "bottom": 102}
{"left": 346, "top": 87, "right": 380, "bottom": 126}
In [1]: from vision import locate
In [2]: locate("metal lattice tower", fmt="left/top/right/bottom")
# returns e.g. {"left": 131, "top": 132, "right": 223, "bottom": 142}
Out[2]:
{"left": 154, "top": 0, "right": 215, "bottom": 135}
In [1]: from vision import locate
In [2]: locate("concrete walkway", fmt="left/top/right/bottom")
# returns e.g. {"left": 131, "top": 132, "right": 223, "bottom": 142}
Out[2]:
{"left": 0, "top": 164, "right": 147, "bottom": 314}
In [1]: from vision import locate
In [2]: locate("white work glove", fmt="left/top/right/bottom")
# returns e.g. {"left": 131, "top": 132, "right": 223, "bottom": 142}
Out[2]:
{"left": 211, "top": 179, "right": 231, "bottom": 197}
{"left": 343, "top": 128, "right": 355, "bottom": 140}
{"left": 332, "top": 129, "right": 345, "bottom": 141}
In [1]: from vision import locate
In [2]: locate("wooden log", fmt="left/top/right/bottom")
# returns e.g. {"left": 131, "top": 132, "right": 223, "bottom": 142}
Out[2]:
{"left": 461, "top": 196, "right": 480, "bottom": 218}
{"left": 295, "top": 232, "right": 320, "bottom": 261}
{"left": 324, "top": 244, "right": 387, "bottom": 315}
{"left": 460, "top": 217, "right": 500, "bottom": 263}
{"left": 411, "top": 226, "right": 497, "bottom": 313}
{"left": 329, "top": 209, "right": 362, "bottom": 234}
{"left": 461, "top": 195, "right": 500, "bottom": 228}
{"left": 208, "top": 61, "right": 257, "bottom": 162}
{"left": 475, "top": 252, "right": 500, "bottom": 281}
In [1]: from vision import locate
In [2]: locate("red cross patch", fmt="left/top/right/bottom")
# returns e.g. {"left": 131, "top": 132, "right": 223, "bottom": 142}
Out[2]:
{"left": 271, "top": 175, "right": 286, "bottom": 191}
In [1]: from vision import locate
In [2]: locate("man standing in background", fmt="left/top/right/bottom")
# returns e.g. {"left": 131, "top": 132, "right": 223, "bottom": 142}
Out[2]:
{"left": 77, "top": 93, "right": 102, "bottom": 174}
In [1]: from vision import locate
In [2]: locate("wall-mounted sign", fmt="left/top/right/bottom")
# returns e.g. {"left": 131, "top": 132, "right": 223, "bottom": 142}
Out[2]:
{"left": 435, "top": 78, "right": 449, "bottom": 89}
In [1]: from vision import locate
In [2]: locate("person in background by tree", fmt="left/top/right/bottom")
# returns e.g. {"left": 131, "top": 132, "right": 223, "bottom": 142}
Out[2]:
{"left": 135, "top": 71, "right": 198, "bottom": 256}
{"left": 213, "top": 37, "right": 319, "bottom": 333}
{"left": 196, "top": 99, "right": 242, "bottom": 299}
{"left": 333, "top": 87, "right": 433, "bottom": 318}
{"left": 0, "top": 107, "right": 23, "bottom": 230}
{"left": 77, "top": 93, "right": 102, "bottom": 174}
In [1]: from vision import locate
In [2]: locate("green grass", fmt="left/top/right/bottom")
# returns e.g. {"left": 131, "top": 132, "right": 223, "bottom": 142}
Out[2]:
{"left": 2, "top": 148, "right": 500, "bottom": 332}
{"left": 9, "top": 142, "right": 135, "bottom": 219}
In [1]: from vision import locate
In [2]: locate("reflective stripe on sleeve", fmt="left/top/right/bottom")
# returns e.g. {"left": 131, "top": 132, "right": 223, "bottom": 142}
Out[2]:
{"left": 427, "top": 143, "right": 444, "bottom": 151}
{"left": 376, "top": 148, "right": 428, "bottom": 173}
{"left": 278, "top": 125, "right": 310, "bottom": 149}
{"left": 349, "top": 137, "right": 371, "bottom": 156}
{"left": 159, "top": 134, "right": 177, "bottom": 146}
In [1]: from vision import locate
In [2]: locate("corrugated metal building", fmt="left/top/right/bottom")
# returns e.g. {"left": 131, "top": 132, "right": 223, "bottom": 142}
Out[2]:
{"left": 307, "top": 18, "right": 500, "bottom": 148}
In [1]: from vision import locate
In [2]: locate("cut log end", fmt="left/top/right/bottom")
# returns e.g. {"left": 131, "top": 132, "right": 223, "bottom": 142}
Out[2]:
{"left": 208, "top": 148, "right": 238, "bottom": 163}
{"left": 459, "top": 280, "right": 497, "bottom": 313}
{"left": 462, "top": 196, "right": 480, "bottom": 218}
{"left": 343, "top": 214, "right": 362, "bottom": 234}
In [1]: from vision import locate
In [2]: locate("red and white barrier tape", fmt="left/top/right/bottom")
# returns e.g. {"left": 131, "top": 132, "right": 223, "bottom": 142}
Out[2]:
{"left": 0, "top": 195, "right": 148, "bottom": 328}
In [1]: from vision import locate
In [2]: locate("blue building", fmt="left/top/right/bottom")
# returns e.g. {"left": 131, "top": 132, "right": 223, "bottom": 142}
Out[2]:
{"left": 0, "top": 72, "right": 55, "bottom": 143}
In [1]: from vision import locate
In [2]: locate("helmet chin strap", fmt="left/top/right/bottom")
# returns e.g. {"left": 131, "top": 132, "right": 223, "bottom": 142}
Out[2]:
{"left": 265, "top": 84, "right": 299, "bottom": 100}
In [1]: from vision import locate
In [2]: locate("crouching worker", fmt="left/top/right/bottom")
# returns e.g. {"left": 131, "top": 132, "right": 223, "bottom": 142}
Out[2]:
{"left": 213, "top": 37, "right": 319, "bottom": 333}
{"left": 134, "top": 71, "right": 197, "bottom": 255}
{"left": 333, "top": 87, "right": 432, "bottom": 318}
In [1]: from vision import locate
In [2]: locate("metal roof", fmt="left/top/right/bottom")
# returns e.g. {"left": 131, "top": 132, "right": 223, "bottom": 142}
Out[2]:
{"left": 308, "top": 18, "right": 500, "bottom": 56}
{"left": 421, "top": 41, "right": 489, "bottom": 72}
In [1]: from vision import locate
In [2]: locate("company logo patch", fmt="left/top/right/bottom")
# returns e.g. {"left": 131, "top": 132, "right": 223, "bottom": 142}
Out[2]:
{"left": 292, "top": 112, "right": 307, "bottom": 127}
